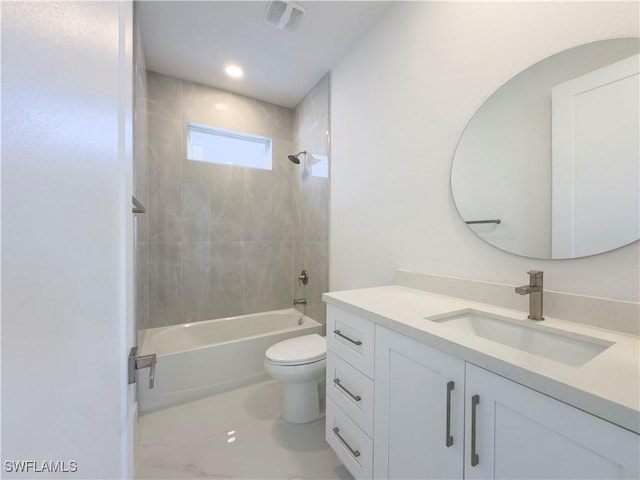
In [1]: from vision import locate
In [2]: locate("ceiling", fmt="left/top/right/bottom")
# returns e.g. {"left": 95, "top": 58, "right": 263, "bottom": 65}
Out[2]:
{"left": 137, "top": 1, "right": 393, "bottom": 108}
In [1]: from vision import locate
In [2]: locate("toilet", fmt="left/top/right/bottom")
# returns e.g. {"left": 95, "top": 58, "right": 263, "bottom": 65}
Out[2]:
{"left": 264, "top": 334, "right": 327, "bottom": 424}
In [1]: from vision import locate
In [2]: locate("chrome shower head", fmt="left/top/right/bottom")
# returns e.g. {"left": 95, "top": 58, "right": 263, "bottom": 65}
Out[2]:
{"left": 288, "top": 150, "right": 306, "bottom": 164}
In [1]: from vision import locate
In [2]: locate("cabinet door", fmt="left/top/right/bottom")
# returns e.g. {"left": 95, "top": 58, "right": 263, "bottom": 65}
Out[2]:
{"left": 465, "top": 363, "right": 640, "bottom": 480}
{"left": 374, "top": 326, "right": 465, "bottom": 479}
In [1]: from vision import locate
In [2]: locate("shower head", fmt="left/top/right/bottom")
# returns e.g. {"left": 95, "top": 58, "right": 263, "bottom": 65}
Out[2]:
{"left": 288, "top": 151, "right": 306, "bottom": 164}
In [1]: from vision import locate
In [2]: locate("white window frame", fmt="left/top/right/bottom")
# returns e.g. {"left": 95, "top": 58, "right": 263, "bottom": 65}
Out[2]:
{"left": 187, "top": 122, "right": 273, "bottom": 170}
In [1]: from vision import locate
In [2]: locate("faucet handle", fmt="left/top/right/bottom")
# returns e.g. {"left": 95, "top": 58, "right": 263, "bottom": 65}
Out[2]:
{"left": 297, "top": 269, "right": 309, "bottom": 286}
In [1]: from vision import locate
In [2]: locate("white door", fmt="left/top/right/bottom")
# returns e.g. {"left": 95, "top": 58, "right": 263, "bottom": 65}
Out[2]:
{"left": 465, "top": 363, "right": 640, "bottom": 480}
{"left": 373, "top": 326, "right": 465, "bottom": 479}
{"left": 552, "top": 54, "right": 639, "bottom": 258}
{"left": 2, "top": 1, "right": 136, "bottom": 477}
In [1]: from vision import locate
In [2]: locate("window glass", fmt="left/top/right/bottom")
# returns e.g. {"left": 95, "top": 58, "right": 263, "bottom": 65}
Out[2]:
{"left": 187, "top": 123, "right": 272, "bottom": 170}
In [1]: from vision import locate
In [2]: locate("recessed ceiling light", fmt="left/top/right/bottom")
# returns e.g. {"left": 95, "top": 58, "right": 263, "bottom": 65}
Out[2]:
{"left": 225, "top": 64, "right": 244, "bottom": 79}
{"left": 215, "top": 103, "right": 229, "bottom": 111}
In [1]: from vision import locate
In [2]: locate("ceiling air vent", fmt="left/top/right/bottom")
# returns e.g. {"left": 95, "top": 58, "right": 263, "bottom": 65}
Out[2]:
{"left": 265, "top": 0, "right": 305, "bottom": 33}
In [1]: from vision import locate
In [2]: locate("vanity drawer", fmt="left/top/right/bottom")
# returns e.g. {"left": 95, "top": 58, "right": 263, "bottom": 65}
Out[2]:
{"left": 327, "top": 352, "right": 374, "bottom": 437}
{"left": 326, "top": 397, "right": 373, "bottom": 480}
{"left": 327, "top": 304, "right": 375, "bottom": 378}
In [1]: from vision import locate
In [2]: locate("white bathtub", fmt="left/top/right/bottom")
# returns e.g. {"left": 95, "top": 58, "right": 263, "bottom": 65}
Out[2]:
{"left": 137, "top": 308, "right": 322, "bottom": 413}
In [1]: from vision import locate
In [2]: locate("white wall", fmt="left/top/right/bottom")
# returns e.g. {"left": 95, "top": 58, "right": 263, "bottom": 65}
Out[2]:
{"left": 330, "top": 1, "right": 639, "bottom": 301}
{"left": 2, "top": 2, "right": 132, "bottom": 477}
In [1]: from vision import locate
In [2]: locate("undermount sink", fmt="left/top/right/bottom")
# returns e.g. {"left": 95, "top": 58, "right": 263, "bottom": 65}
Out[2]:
{"left": 427, "top": 309, "right": 614, "bottom": 367}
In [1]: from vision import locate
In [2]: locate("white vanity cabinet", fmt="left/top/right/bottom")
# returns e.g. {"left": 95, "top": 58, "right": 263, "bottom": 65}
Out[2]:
{"left": 374, "top": 325, "right": 465, "bottom": 479}
{"left": 325, "top": 305, "right": 640, "bottom": 480}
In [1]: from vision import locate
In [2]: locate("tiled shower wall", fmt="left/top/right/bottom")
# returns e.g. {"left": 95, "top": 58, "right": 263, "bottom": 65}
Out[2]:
{"left": 292, "top": 75, "right": 330, "bottom": 326}
{"left": 146, "top": 72, "right": 296, "bottom": 327}
{"left": 134, "top": 9, "right": 149, "bottom": 334}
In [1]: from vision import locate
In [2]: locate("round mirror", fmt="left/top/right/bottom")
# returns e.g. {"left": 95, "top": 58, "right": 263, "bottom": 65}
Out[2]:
{"left": 451, "top": 39, "right": 639, "bottom": 259}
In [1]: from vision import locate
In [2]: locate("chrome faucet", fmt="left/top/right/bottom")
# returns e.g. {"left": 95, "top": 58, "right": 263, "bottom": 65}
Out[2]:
{"left": 293, "top": 298, "right": 307, "bottom": 305}
{"left": 515, "top": 270, "right": 544, "bottom": 321}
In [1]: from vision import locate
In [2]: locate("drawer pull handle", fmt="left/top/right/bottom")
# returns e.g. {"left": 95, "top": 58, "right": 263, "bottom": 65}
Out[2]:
{"left": 333, "top": 427, "right": 360, "bottom": 458}
{"left": 333, "top": 329, "right": 362, "bottom": 346}
{"left": 471, "top": 394, "right": 480, "bottom": 467}
{"left": 445, "top": 380, "right": 454, "bottom": 447}
{"left": 334, "top": 378, "right": 362, "bottom": 401}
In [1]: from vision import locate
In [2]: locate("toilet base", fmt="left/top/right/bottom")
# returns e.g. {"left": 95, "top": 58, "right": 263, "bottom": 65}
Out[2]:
{"left": 264, "top": 356, "right": 326, "bottom": 425}
{"left": 282, "top": 380, "right": 322, "bottom": 424}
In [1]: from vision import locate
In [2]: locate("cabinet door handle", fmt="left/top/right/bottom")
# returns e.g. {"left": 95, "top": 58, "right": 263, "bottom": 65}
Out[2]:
{"left": 333, "top": 427, "right": 360, "bottom": 458}
{"left": 445, "top": 380, "right": 454, "bottom": 447}
{"left": 333, "top": 329, "right": 362, "bottom": 346}
{"left": 471, "top": 394, "right": 480, "bottom": 467}
{"left": 334, "top": 378, "right": 362, "bottom": 401}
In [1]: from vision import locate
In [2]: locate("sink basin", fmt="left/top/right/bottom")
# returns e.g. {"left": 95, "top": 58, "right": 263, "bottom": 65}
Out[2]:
{"left": 427, "top": 309, "right": 613, "bottom": 367}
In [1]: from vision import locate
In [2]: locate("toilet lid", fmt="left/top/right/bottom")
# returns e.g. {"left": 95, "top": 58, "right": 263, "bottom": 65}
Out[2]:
{"left": 265, "top": 334, "right": 326, "bottom": 365}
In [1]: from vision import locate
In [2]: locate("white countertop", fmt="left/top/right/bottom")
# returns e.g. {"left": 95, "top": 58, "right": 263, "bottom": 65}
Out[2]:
{"left": 323, "top": 285, "right": 640, "bottom": 434}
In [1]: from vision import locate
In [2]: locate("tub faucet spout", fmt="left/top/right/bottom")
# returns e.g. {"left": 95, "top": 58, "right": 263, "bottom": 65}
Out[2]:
{"left": 515, "top": 270, "right": 544, "bottom": 321}
{"left": 293, "top": 298, "right": 307, "bottom": 305}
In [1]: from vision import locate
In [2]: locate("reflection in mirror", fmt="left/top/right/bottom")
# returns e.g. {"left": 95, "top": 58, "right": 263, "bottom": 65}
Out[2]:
{"left": 451, "top": 39, "right": 639, "bottom": 259}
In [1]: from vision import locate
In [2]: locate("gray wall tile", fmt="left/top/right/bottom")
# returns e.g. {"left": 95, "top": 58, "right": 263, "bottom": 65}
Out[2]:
{"left": 181, "top": 160, "right": 213, "bottom": 242}
{"left": 244, "top": 167, "right": 292, "bottom": 241}
{"left": 183, "top": 81, "right": 292, "bottom": 141}
{"left": 148, "top": 242, "right": 183, "bottom": 328}
{"left": 148, "top": 113, "right": 183, "bottom": 241}
{"left": 136, "top": 241, "right": 148, "bottom": 332}
{"left": 244, "top": 241, "right": 293, "bottom": 313}
{"left": 208, "top": 166, "right": 245, "bottom": 241}
{"left": 183, "top": 242, "right": 245, "bottom": 322}
{"left": 147, "top": 70, "right": 182, "bottom": 120}
{"left": 183, "top": 161, "right": 245, "bottom": 242}
{"left": 149, "top": 241, "right": 183, "bottom": 266}
{"left": 293, "top": 177, "right": 329, "bottom": 241}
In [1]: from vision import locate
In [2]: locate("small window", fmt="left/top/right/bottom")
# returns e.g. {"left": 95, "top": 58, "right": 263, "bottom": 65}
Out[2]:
{"left": 187, "top": 123, "right": 272, "bottom": 170}
{"left": 310, "top": 154, "right": 329, "bottom": 178}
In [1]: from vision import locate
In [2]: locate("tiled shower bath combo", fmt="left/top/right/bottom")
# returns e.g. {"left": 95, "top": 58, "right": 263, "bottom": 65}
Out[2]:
{"left": 134, "top": 67, "right": 331, "bottom": 411}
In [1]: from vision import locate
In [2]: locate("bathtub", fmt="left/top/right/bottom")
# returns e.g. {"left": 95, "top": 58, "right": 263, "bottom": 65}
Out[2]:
{"left": 137, "top": 308, "right": 322, "bottom": 413}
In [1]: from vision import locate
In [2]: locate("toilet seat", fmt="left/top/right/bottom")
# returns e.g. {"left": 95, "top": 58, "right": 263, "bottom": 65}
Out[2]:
{"left": 265, "top": 334, "right": 326, "bottom": 366}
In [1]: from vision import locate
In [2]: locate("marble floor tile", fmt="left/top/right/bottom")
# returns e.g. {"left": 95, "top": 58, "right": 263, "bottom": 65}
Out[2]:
{"left": 136, "top": 380, "right": 351, "bottom": 480}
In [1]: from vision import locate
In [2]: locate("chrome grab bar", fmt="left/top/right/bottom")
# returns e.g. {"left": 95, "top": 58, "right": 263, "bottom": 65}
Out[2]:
{"left": 333, "top": 329, "right": 362, "bottom": 346}
{"left": 333, "top": 427, "right": 360, "bottom": 458}
{"left": 334, "top": 378, "right": 361, "bottom": 402}
{"left": 132, "top": 195, "right": 146, "bottom": 214}
{"left": 465, "top": 219, "right": 501, "bottom": 225}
